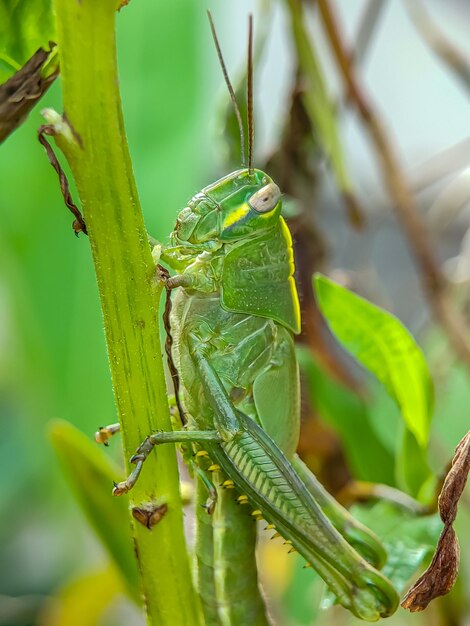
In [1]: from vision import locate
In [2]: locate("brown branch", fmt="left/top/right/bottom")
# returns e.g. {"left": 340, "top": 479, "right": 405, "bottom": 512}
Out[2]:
{"left": 317, "top": 0, "right": 470, "bottom": 372}
{"left": 409, "top": 137, "right": 470, "bottom": 194}
{"left": 354, "top": 0, "right": 388, "bottom": 66}
{"left": 405, "top": 0, "right": 470, "bottom": 95}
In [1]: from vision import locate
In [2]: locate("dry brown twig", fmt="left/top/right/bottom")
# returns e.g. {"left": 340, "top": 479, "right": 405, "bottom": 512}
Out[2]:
{"left": 316, "top": 0, "right": 470, "bottom": 372}
{"left": 37, "top": 121, "right": 87, "bottom": 236}
{"left": 353, "top": 0, "right": 388, "bottom": 66}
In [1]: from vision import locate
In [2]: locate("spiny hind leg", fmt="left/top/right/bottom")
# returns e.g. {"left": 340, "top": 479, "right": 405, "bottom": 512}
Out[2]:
{"left": 292, "top": 455, "right": 387, "bottom": 569}
{"left": 113, "top": 429, "right": 221, "bottom": 496}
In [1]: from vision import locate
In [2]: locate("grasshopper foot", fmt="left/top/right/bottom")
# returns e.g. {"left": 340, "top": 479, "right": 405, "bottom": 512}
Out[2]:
{"left": 201, "top": 495, "right": 217, "bottom": 515}
{"left": 112, "top": 458, "right": 144, "bottom": 496}
{"left": 95, "top": 422, "right": 121, "bottom": 446}
{"left": 113, "top": 435, "right": 157, "bottom": 496}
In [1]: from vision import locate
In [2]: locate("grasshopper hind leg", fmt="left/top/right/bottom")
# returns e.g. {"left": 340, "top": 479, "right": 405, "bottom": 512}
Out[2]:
{"left": 251, "top": 343, "right": 387, "bottom": 570}
{"left": 192, "top": 452, "right": 271, "bottom": 625}
{"left": 292, "top": 455, "right": 387, "bottom": 569}
{"left": 189, "top": 340, "right": 399, "bottom": 621}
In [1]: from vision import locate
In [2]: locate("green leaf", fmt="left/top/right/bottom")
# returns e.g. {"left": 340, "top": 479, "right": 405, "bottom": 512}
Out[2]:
{"left": 49, "top": 419, "right": 140, "bottom": 604}
{"left": 282, "top": 554, "right": 322, "bottom": 626}
{"left": 313, "top": 274, "right": 433, "bottom": 449}
{"left": 296, "top": 345, "right": 395, "bottom": 484}
{"left": 352, "top": 501, "right": 442, "bottom": 592}
{"left": 0, "top": 0, "right": 56, "bottom": 84}
{"left": 396, "top": 429, "right": 436, "bottom": 498}
{"left": 37, "top": 566, "right": 124, "bottom": 626}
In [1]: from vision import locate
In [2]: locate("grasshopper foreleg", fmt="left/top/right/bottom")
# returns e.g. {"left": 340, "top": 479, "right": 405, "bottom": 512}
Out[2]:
{"left": 95, "top": 422, "right": 121, "bottom": 446}
{"left": 113, "top": 430, "right": 221, "bottom": 496}
{"left": 95, "top": 396, "right": 180, "bottom": 447}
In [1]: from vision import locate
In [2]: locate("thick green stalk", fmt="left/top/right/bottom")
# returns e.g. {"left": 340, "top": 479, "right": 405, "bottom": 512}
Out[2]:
{"left": 51, "top": 1, "right": 202, "bottom": 624}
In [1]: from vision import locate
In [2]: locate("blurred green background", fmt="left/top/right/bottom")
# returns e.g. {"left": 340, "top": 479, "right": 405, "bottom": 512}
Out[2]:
{"left": 2, "top": 1, "right": 470, "bottom": 625}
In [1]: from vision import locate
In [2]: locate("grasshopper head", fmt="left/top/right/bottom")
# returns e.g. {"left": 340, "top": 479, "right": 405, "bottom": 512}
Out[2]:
{"left": 204, "top": 168, "right": 282, "bottom": 241}
{"left": 171, "top": 169, "right": 282, "bottom": 246}
{"left": 175, "top": 17, "right": 281, "bottom": 247}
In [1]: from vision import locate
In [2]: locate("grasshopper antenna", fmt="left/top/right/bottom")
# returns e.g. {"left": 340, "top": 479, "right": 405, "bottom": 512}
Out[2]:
{"left": 247, "top": 14, "right": 254, "bottom": 173}
{"left": 207, "top": 10, "right": 246, "bottom": 168}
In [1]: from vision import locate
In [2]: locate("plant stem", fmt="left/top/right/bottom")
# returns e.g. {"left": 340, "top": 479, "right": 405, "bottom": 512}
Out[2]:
{"left": 51, "top": 1, "right": 202, "bottom": 624}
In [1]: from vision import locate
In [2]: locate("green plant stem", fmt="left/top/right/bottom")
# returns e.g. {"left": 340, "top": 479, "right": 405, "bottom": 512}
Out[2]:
{"left": 51, "top": 1, "right": 202, "bottom": 624}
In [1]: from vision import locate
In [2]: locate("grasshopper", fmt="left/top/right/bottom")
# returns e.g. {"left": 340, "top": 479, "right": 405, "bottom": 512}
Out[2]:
{"left": 100, "top": 13, "right": 399, "bottom": 624}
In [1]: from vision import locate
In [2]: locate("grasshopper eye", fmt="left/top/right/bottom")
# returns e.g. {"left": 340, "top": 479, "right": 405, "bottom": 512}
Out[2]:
{"left": 249, "top": 183, "right": 281, "bottom": 214}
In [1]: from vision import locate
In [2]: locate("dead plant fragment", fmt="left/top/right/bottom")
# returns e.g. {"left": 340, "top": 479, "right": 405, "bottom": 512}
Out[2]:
{"left": 132, "top": 503, "right": 168, "bottom": 530}
{"left": 0, "top": 47, "right": 58, "bottom": 143}
{"left": 402, "top": 431, "right": 470, "bottom": 611}
{"left": 37, "top": 121, "right": 88, "bottom": 236}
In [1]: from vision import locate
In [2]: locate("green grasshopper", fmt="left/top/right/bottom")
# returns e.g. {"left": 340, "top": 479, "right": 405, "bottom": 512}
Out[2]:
{"left": 99, "top": 13, "right": 399, "bottom": 624}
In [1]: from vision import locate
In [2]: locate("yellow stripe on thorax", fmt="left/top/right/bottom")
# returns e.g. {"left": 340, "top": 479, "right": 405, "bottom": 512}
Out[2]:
{"left": 280, "top": 217, "right": 302, "bottom": 334}
{"left": 222, "top": 203, "right": 250, "bottom": 229}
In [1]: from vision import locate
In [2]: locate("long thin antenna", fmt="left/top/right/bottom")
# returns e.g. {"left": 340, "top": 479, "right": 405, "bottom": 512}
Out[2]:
{"left": 247, "top": 14, "right": 254, "bottom": 173}
{"left": 207, "top": 10, "right": 246, "bottom": 168}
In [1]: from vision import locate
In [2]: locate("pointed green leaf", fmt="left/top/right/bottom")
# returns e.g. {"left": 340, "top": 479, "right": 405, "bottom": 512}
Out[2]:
{"left": 38, "top": 566, "right": 124, "bottom": 626}
{"left": 396, "top": 428, "right": 435, "bottom": 498}
{"left": 314, "top": 274, "right": 433, "bottom": 449}
{"left": 296, "top": 345, "right": 395, "bottom": 484}
{"left": 49, "top": 419, "right": 140, "bottom": 603}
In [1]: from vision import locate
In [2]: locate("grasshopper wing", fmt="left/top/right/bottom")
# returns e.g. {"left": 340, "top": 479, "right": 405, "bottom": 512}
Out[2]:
{"left": 253, "top": 325, "right": 300, "bottom": 458}
{"left": 221, "top": 219, "right": 301, "bottom": 334}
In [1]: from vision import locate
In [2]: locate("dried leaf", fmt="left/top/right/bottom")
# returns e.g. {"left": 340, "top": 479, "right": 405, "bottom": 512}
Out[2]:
{"left": 37, "top": 118, "right": 88, "bottom": 236}
{"left": 132, "top": 502, "right": 168, "bottom": 529}
{"left": 439, "top": 431, "right": 470, "bottom": 521}
{"left": 401, "top": 431, "right": 470, "bottom": 611}
{"left": 0, "top": 46, "right": 58, "bottom": 143}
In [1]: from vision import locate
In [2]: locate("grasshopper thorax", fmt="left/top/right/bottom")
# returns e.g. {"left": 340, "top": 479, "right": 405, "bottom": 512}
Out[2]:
{"left": 172, "top": 168, "right": 282, "bottom": 246}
